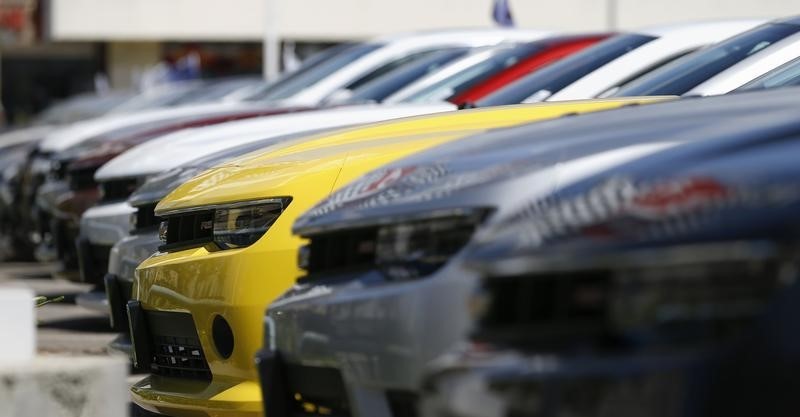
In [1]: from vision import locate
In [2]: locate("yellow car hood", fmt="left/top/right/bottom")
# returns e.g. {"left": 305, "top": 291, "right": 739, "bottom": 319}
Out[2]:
{"left": 156, "top": 98, "right": 670, "bottom": 214}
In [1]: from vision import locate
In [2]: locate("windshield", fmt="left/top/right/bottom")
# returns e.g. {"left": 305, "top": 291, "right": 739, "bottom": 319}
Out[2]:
{"left": 171, "top": 78, "right": 264, "bottom": 104}
{"left": 737, "top": 56, "right": 800, "bottom": 91}
{"left": 401, "top": 43, "right": 548, "bottom": 103}
{"left": 248, "top": 43, "right": 382, "bottom": 101}
{"left": 615, "top": 23, "right": 800, "bottom": 96}
{"left": 342, "top": 48, "right": 471, "bottom": 104}
{"left": 477, "top": 34, "right": 656, "bottom": 106}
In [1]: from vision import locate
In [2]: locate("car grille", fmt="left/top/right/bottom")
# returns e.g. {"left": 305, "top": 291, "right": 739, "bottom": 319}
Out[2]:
{"left": 145, "top": 310, "right": 211, "bottom": 380}
{"left": 386, "top": 390, "right": 419, "bottom": 417}
{"left": 476, "top": 259, "right": 783, "bottom": 352}
{"left": 78, "top": 241, "right": 112, "bottom": 286}
{"left": 133, "top": 203, "right": 160, "bottom": 232}
{"left": 100, "top": 178, "right": 140, "bottom": 203}
{"left": 67, "top": 166, "right": 97, "bottom": 191}
{"left": 302, "top": 227, "right": 379, "bottom": 279}
{"left": 286, "top": 363, "right": 350, "bottom": 416}
{"left": 160, "top": 209, "right": 214, "bottom": 251}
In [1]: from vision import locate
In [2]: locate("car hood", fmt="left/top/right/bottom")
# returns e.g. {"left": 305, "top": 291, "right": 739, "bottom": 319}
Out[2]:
{"left": 0, "top": 124, "right": 56, "bottom": 151}
{"left": 293, "top": 88, "right": 800, "bottom": 236}
{"left": 95, "top": 103, "right": 454, "bottom": 181}
{"left": 155, "top": 98, "right": 663, "bottom": 215}
{"left": 126, "top": 124, "right": 378, "bottom": 207}
{"left": 468, "top": 115, "right": 800, "bottom": 273}
{"left": 37, "top": 101, "right": 278, "bottom": 153}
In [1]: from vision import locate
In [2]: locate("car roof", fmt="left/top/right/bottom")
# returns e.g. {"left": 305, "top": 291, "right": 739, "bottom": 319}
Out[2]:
{"left": 548, "top": 19, "right": 767, "bottom": 101}
{"left": 282, "top": 30, "right": 554, "bottom": 105}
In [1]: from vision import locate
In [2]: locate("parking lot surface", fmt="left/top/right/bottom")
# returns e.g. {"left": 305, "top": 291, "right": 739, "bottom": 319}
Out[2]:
{"left": 0, "top": 262, "right": 119, "bottom": 356}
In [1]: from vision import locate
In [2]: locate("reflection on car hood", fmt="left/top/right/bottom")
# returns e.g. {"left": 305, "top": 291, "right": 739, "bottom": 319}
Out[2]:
{"left": 154, "top": 99, "right": 663, "bottom": 214}
{"left": 468, "top": 116, "right": 800, "bottom": 271}
{"left": 293, "top": 88, "right": 800, "bottom": 236}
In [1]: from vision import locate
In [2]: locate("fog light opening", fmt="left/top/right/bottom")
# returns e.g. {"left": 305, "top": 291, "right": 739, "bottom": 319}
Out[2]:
{"left": 212, "top": 315, "right": 234, "bottom": 359}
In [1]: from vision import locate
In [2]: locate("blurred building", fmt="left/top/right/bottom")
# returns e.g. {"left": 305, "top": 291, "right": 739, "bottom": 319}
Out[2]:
{"left": 2, "top": 0, "right": 800, "bottom": 123}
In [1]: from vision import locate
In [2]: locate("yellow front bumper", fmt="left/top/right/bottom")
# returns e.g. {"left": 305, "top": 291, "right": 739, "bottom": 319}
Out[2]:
{"left": 131, "top": 375, "right": 262, "bottom": 417}
{"left": 131, "top": 221, "right": 302, "bottom": 417}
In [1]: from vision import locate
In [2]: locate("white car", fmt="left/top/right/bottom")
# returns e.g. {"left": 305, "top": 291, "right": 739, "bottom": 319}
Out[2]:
{"left": 686, "top": 17, "right": 800, "bottom": 96}
{"left": 250, "top": 28, "right": 553, "bottom": 106}
{"left": 75, "top": 103, "right": 455, "bottom": 311}
{"left": 545, "top": 19, "right": 765, "bottom": 101}
{"left": 37, "top": 101, "right": 264, "bottom": 154}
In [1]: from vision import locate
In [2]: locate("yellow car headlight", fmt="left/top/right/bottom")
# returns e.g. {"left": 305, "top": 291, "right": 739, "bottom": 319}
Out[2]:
{"left": 158, "top": 198, "right": 290, "bottom": 251}
{"left": 213, "top": 199, "right": 286, "bottom": 249}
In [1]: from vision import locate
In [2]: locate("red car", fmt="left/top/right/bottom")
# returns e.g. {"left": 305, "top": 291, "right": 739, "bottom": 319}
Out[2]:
{"left": 452, "top": 34, "right": 610, "bottom": 105}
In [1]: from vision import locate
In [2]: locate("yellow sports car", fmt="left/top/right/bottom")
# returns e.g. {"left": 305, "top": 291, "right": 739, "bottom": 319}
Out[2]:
{"left": 129, "top": 98, "right": 668, "bottom": 417}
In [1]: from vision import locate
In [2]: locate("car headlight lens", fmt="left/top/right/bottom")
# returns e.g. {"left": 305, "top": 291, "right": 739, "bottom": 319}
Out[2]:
{"left": 375, "top": 212, "right": 486, "bottom": 280}
{"left": 157, "top": 198, "right": 290, "bottom": 251}
{"left": 213, "top": 199, "right": 287, "bottom": 249}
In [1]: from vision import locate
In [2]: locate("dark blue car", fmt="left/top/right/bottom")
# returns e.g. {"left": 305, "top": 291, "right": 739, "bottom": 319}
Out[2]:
{"left": 422, "top": 96, "right": 800, "bottom": 417}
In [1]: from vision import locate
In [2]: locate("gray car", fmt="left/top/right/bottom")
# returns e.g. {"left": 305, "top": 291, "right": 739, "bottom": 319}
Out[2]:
{"left": 258, "top": 87, "right": 800, "bottom": 417}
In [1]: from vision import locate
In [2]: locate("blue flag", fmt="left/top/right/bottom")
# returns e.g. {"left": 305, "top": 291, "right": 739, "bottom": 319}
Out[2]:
{"left": 492, "top": 0, "right": 515, "bottom": 27}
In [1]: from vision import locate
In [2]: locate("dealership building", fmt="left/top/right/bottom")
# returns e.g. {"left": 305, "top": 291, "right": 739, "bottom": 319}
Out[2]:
{"left": 1, "top": 0, "right": 798, "bottom": 122}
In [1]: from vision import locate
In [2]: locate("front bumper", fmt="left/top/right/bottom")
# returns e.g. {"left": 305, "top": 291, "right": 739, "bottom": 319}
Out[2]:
{"left": 129, "top": 227, "right": 302, "bottom": 417}
{"left": 106, "top": 231, "right": 161, "bottom": 354}
{"left": 80, "top": 201, "right": 136, "bottom": 246}
{"left": 421, "top": 284, "right": 800, "bottom": 417}
{"left": 420, "top": 348, "right": 702, "bottom": 417}
{"left": 266, "top": 259, "right": 478, "bottom": 417}
{"left": 77, "top": 201, "right": 136, "bottom": 287}
{"left": 130, "top": 374, "right": 263, "bottom": 417}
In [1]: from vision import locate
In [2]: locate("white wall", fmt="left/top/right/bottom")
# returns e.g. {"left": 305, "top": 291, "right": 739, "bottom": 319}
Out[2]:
{"left": 615, "top": 0, "right": 795, "bottom": 29}
{"left": 49, "top": 0, "right": 798, "bottom": 41}
{"left": 50, "top": 0, "right": 266, "bottom": 41}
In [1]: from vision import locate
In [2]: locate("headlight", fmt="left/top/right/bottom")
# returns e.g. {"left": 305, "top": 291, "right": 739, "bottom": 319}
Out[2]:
{"left": 375, "top": 212, "right": 486, "bottom": 280}
{"left": 213, "top": 200, "right": 286, "bottom": 249}
{"left": 158, "top": 198, "right": 290, "bottom": 251}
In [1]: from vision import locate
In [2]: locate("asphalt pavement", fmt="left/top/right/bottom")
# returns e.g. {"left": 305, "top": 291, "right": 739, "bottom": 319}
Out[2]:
{"left": 0, "top": 262, "right": 119, "bottom": 355}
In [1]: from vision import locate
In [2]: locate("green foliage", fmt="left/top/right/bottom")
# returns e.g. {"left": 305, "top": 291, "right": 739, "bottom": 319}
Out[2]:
{"left": 34, "top": 295, "right": 64, "bottom": 308}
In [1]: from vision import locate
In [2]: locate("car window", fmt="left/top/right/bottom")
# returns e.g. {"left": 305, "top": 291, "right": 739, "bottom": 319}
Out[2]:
{"left": 597, "top": 48, "right": 699, "bottom": 98}
{"left": 249, "top": 43, "right": 382, "bottom": 101}
{"left": 737, "top": 56, "right": 800, "bottom": 91}
{"left": 476, "top": 34, "right": 656, "bottom": 106}
{"left": 614, "top": 23, "right": 800, "bottom": 96}
{"left": 402, "top": 42, "right": 548, "bottom": 103}
{"left": 343, "top": 49, "right": 446, "bottom": 91}
{"left": 342, "top": 48, "right": 471, "bottom": 104}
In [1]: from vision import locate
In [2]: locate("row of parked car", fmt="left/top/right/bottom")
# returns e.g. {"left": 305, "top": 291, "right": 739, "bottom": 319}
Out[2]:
{"left": 3, "top": 16, "right": 800, "bottom": 417}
